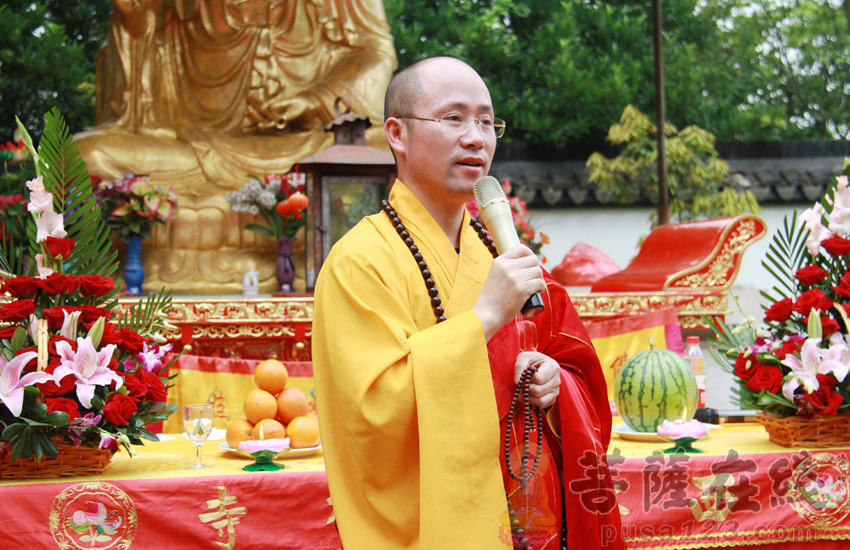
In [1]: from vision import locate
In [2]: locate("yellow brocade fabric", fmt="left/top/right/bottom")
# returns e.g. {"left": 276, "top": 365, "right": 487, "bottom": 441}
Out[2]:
{"left": 312, "top": 181, "right": 511, "bottom": 548}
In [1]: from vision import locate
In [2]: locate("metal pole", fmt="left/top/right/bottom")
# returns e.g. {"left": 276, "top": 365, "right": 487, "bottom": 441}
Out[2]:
{"left": 653, "top": 0, "right": 670, "bottom": 225}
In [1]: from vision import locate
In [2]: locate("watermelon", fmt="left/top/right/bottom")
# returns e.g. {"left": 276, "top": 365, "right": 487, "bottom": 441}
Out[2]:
{"left": 614, "top": 345, "right": 698, "bottom": 433}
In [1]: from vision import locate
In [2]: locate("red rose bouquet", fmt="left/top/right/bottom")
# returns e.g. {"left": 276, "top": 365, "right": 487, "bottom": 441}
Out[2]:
{"left": 0, "top": 109, "right": 178, "bottom": 464}
{"left": 712, "top": 161, "right": 850, "bottom": 419}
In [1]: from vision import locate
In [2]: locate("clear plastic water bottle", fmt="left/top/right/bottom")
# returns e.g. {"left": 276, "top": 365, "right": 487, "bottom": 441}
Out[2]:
{"left": 685, "top": 336, "right": 706, "bottom": 408}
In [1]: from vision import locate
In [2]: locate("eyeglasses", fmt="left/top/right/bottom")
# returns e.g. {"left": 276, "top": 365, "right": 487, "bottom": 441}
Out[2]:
{"left": 395, "top": 114, "right": 506, "bottom": 139}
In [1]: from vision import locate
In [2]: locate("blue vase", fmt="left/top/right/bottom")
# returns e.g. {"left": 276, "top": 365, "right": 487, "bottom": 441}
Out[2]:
{"left": 124, "top": 234, "right": 145, "bottom": 294}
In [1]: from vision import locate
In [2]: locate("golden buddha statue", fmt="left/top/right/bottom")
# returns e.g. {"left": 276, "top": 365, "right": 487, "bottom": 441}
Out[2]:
{"left": 75, "top": 0, "right": 396, "bottom": 293}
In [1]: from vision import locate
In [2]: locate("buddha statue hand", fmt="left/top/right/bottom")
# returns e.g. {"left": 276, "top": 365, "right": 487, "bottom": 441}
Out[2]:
{"left": 246, "top": 93, "right": 324, "bottom": 133}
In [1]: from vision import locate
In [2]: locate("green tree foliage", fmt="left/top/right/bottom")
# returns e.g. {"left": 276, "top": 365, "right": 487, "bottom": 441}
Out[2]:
{"left": 586, "top": 105, "right": 761, "bottom": 227}
{"left": 385, "top": 0, "right": 850, "bottom": 145}
{"left": 4, "top": 0, "right": 850, "bottom": 151}
{"left": 0, "top": 1, "right": 112, "bottom": 143}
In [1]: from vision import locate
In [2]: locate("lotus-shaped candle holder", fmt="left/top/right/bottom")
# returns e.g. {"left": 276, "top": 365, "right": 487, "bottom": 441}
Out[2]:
{"left": 238, "top": 438, "right": 289, "bottom": 472}
{"left": 657, "top": 419, "right": 707, "bottom": 454}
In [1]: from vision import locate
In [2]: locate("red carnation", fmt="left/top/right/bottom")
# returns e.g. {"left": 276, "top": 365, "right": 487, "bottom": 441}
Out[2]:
{"left": 137, "top": 368, "right": 168, "bottom": 402}
{"left": 78, "top": 305, "right": 112, "bottom": 324}
{"left": 744, "top": 364, "right": 783, "bottom": 394}
{"left": 734, "top": 352, "right": 759, "bottom": 381}
{"left": 44, "top": 236, "right": 75, "bottom": 259}
{"left": 0, "top": 276, "right": 41, "bottom": 298}
{"left": 117, "top": 328, "right": 146, "bottom": 355}
{"left": 37, "top": 273, "right": 81, "bottom": 295}
{"left": 821, "top": 236, "right": 850, "bottom": 256}
{"left": 0, "top": 326, "right": 17, "bottom": 339}
{"left": 834, "top": 272, "right": 850, "bottom": 298}
{"left": 78, "top": 275, "right": 115, "bottom": 297}
{"left": 792, "top": 288, "right": 833, "bottom": 316}
{"left": 42, "top": 306, "right": 81, "bottom": 330}
{"left": 794, "top": 265, "right": 828, "bottom": 286}
{"left": 0, "top": 298, "right": 35, "bottom": 322}
{"left": 45, "top": 397, "right": 80, "bottom": 419}
{"left": 822, "top": 315, "right": 840, "bottom": 338}
{"left": 803, "top": 374, "right": 843, "bottom": 417}
{"left": 98, "top": 322, "right": 122, "bottom": 346}
{"left": 36, "top": 363, "right": 77, "bottom": 397}
{"left": 121, "top": 372, "right": 148, "bottom": 403}
{"left": 774, "top": 336, "right": 804, "bottom": 360}
{"left": 102, "top": 393, "right": 138, "bottom": 426}
{"left": 764, "top": 298, "right": 794, "bottom": 323}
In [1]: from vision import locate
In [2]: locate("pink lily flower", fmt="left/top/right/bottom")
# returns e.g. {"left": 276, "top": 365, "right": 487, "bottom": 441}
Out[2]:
{"left": 781, "top": 338, "right": 845, "bottom": 400}
{"left": 53, "top": 337, "right": 122, "bottom": 409}
{"left": 0, "top": 351, "right": 51, "bottom": 417}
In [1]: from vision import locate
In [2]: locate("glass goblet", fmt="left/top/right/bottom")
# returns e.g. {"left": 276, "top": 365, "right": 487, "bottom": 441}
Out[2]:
{"left": 183, "top": 404, "right": 214, "bottom": 469}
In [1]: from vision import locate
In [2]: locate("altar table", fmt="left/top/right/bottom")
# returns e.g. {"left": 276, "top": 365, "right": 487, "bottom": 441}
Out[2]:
{"left": 0, "top": 438, "right": 340, "bottom": 550}
{"left": 609, "top": 421, "right": 850, "bottom": 549}
{"left": 2, "top": 425, "right": 850, "bottom": 549}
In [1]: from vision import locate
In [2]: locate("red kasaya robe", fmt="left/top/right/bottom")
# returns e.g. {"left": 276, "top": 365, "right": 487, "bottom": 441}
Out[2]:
{"left": 488, "top": 277, "right": 625, "bottom": 550}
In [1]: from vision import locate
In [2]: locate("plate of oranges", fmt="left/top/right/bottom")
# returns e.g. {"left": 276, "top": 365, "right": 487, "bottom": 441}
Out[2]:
{"left": 224, "top": 359, "right": 322, "bottom": 458}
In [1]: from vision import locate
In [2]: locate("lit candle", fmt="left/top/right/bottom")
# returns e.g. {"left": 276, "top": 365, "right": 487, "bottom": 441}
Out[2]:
{"left": 259, "top": 423, "right": 264, "bottom": 441}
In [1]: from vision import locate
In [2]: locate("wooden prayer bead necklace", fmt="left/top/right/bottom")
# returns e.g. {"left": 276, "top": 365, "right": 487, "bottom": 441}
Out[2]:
{"left": 381, "top": 199, "right": 554, "bottom": 549}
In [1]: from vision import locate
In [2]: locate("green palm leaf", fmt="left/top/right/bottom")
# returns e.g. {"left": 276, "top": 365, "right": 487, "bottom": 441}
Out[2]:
{"left": 760, "top": 211, "right": 807, "bottom": 305}
{"left": 16, "top": 109, "right": 119, "bottom": 305}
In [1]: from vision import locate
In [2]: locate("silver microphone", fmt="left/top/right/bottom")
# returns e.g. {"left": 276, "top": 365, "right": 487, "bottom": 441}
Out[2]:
{"left": 473, "top": 176, "right": 544, "bottom": 317}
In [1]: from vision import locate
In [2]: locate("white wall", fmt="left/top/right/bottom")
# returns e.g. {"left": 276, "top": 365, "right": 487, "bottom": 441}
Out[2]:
{"left": 533, "top": 204, "right": 801, "bottom": 291}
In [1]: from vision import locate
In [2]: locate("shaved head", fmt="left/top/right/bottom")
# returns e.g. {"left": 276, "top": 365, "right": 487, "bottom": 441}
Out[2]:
{"left": 384, "top": 57, "right": 474, "bottom": 120}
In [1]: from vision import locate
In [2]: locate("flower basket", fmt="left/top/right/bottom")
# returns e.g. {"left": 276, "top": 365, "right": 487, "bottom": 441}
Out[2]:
{"left": 1, "top": 110, "right": 179, "bottom": 475}
{"left": 756, "top": 412, "right": 850, "bottom": 448}
{"left": 0, "top": 437, "right": 114, "bottom": 480}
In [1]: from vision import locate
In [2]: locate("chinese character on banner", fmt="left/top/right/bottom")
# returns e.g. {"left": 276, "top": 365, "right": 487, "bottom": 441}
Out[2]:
{"left": 767, "top": 451, "right": 810, "bottom": 507}
{"left": 199, "top": 486, "right": 248, "bottom": 550}
{"left": 690, "top": 450, "right": 761, "bottom": 522}
{"left": 641, "top": 451, "right": 692, "bottom": 513}
{"left": 568, "top": 449, "right": 620, "bottom": 515}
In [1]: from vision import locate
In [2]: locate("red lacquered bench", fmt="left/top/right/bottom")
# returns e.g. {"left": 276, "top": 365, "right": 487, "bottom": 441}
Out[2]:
{"left": 569, "top": 214, "right": 767, "bottom": 329}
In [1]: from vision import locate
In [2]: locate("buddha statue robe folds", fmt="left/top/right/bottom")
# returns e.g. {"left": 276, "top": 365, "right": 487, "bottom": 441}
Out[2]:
{"left": 75, "top": 0, "right": 396, "bottom": 293}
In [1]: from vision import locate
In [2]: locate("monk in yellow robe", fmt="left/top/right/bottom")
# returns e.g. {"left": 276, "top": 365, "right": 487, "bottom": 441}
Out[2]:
{"left": 312, "top": 57, "right": 624, "bottom": 549}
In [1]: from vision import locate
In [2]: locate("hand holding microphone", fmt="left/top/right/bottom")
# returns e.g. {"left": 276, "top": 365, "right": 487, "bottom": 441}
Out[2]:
{"left": 473, "top": 176, "right": 545, "bottom": 319}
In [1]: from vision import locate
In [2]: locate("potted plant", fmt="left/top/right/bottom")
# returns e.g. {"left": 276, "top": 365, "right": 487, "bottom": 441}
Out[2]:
{"left": 226, "top": 173, "right": 310, "bottom": 292}
{"left": 93, "top": 174, "right": 179, "bottom": 294}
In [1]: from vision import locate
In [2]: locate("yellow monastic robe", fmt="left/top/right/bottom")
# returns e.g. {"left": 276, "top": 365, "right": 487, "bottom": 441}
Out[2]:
{"left": 312, "top": 180, "right": 511, "bottom": 548}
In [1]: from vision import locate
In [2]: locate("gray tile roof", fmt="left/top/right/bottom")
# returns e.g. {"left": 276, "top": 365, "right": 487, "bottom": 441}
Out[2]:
{"left": 490, "top": 141, "right": 850, "bottom": 208}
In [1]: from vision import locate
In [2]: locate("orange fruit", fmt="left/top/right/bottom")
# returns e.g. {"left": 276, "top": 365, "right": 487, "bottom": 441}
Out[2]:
{"left": 226, "top": 417, "right": 254, "bottom": 449}
{"left": 251, "top": 418, "right": 286, "bottom": 440}
{"left": 276, "top": 386, "right": 310, "bottom": 424}
{"left": 254, "top": 359, "right": 289, "bottom": 395}
{"left": 287, "top": 415, "right": 320, "bottom": 448}
{"left": 243, "top": 388, "right": 278, "bottom": 424}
